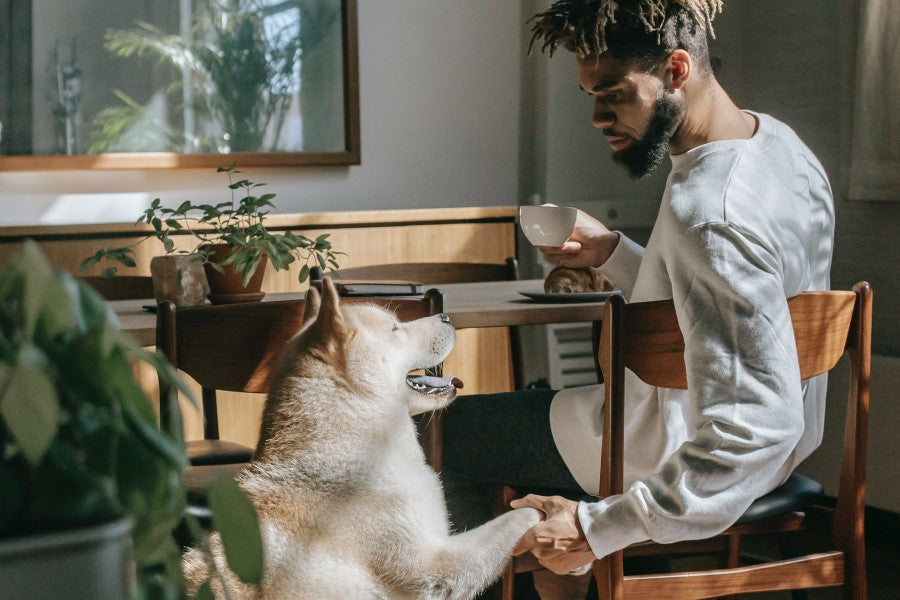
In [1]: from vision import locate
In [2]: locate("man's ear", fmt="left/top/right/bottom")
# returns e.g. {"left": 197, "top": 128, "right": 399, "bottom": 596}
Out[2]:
{"left": 666, "top": 49, "right": 692, "bottom": 91}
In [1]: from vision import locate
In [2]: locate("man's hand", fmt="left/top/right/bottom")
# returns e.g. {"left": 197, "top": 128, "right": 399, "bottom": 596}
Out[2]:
{"left": 540, "top": 209, "right": 619, "bottom": 269}
{"left": 510, "top": 494, "right": 596, "bottom": 575}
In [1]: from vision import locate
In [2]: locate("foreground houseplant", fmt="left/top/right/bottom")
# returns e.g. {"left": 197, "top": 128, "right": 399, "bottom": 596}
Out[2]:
{"left": 2, "top": 242, "right": 263, "bottom": 598}
{"left": 81, "top": 164, "right": 341, "bottom": 304}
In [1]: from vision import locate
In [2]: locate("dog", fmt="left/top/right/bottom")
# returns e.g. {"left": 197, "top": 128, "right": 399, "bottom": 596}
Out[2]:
{"left": 182, "top": 277, "right": 542, "bottom": 599}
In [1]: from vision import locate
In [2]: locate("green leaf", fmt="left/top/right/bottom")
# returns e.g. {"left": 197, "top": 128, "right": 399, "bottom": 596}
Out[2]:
{"left": 16, "top": 240, "right": 55, "bottom": 340}
{"left": 208, "top": 475, "right": 264, "bottom": 585}
{"left": 101, "top": 266, "right": 118, "bottom": 278}
{"left": 79, "top": 255, "right": 100, "bottom": 271}
{"left": 0, "top": 358, "right": 60, "bottom": 465}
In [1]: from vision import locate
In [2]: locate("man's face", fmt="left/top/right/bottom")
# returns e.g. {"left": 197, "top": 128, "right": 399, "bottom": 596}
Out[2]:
{"left": 576, "top": 55, "right": 683, "bottom": 178}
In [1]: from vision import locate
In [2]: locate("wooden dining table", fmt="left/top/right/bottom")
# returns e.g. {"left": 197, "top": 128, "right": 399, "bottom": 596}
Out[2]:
{"left": 111, "top": 278, "right": 613, "bottom": 347}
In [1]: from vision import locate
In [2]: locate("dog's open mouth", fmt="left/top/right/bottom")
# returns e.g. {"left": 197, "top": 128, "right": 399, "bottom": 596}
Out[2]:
{"left": 406, "top": 374, "right": 464, "bottom": 395}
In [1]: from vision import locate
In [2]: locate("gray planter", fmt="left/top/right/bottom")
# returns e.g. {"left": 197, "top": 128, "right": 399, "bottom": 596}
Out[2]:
{"left": 0, "top": 517, "right": 134, "bottom": 600}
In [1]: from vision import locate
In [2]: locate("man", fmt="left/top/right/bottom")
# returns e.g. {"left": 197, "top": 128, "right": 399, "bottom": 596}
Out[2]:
{"left": 442, "top": 0, "right": 835, "bottom": 595}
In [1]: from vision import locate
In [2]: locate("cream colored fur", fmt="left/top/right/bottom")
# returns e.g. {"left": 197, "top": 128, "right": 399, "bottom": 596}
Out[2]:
{"left": 182, "top": 278, "right": 541, "bottom": 599}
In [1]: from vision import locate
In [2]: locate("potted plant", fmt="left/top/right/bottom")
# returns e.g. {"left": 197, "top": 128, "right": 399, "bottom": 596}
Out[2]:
{"left": 81, "top": 164, "right": 342, "bottom": 305}
{"left": 1, "top": 242, "right": 263, "bottom": 598}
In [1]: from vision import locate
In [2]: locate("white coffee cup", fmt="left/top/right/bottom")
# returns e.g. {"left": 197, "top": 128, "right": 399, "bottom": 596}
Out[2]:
{"left": 519, "top": 204, "right": 578, "bottom": 247}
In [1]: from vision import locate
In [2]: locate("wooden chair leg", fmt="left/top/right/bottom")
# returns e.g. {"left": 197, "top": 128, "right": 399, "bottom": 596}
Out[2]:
{"left": 716, "top": 534, "right": 742, "bottom": 600}
{"left": 487, "top": 485, "right": 519, "bottom": 600}
{"left": 724, "top": 533, "right": 741, "bottom": 568}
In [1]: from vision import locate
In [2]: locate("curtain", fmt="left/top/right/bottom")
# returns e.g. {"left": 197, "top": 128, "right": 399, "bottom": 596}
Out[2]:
{"left": 848, "top": 0, "right": 900, "bottom": 201}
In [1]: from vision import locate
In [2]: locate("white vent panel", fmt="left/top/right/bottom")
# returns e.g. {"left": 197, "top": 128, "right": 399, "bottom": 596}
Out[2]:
{"left": 547, "top": 323, "right": 599, "bottom": 389}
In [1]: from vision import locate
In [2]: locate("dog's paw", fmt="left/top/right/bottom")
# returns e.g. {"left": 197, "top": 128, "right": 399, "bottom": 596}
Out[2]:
{"left": 512, "top": 506, "right": 543, "bottom": 528}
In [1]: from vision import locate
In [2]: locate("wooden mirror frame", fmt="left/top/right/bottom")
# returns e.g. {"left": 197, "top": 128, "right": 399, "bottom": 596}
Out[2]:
{"left": 0, "top": 0, "right": 359, "bottom": 171}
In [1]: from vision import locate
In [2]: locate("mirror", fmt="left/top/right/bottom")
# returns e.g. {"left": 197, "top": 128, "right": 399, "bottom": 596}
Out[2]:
{"left": 0, "top": 0, "right": 359, "bottom": 170}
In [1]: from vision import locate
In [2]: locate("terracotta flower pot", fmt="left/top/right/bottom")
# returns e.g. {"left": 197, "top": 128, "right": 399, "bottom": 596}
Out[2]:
{"left": 149, "top": 254, "right": 209, "bottom": 307}
{"left": 203, "top": 244, "right": 268, "bottom": 304}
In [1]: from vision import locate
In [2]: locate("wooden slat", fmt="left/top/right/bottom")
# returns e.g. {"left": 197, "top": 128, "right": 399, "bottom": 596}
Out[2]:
{"left": 621, "top": 551, "right": 845, "bottom": 598}
{"left": 618, "top": 291, "right": 857, "bottom": 389}
{"left": 621, "top": 299, "right": 686, "bottom": 389}
{"left": 789, "top": 291, "right": 856, "bottom": 379}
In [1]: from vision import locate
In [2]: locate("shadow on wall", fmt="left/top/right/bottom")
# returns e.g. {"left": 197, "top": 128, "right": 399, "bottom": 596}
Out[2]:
{"left": 797, "top": 353, "right": 900, "bottom": 514}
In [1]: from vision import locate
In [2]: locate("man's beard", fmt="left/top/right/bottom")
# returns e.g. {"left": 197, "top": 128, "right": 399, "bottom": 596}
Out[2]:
{"left": 611, "top": 94, "right": 683, "bottom": 179}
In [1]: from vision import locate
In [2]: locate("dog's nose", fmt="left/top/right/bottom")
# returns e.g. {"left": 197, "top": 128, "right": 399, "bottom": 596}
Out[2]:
{"left": 440, "top": 313, "right": 452, "bottom": 324}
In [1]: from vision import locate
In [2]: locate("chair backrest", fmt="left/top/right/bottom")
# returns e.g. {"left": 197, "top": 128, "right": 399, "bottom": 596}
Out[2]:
{"left": 156, "top": 290, "right": 445, "bottom": 438}
{"left": 595, "top": 282, "right": 873, "bottom": 593}
{"left": 316, "top": 258, "right": 525, "bottom": 389}
{"left": 80, "top": 275, "right": 154, "bottom": 301}
{"left": 604, "top": 291, "right": 860, "bottom": 391}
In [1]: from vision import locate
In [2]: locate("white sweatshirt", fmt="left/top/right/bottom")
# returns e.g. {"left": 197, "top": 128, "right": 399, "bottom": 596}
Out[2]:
{"left": 548, "top": 112, "right": 835, "bottom": 559}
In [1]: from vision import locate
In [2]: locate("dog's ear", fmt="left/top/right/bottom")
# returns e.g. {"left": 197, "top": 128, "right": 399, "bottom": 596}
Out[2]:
{"left": 302, "top": 276, "right": 350, "bottom": 370}
{"left": 303, "top": 285, "right": 321, "bottom": 328}
{"left": 316, "top": 276, "right": 345, "bottom": 329}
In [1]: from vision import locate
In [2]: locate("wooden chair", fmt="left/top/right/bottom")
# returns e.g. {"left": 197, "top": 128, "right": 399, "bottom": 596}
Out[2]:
{"left": 495, "top": 283, "right": 872, "bottom": 599}
{"left": 584, "top": 282, "right": 872, "bottom": 599}
{"left": 80, "top": 275, "right": 154, "bottom": 301}
{"left": 316, "top": 258, "right": 526, "bottom": 390}
{"left": 156, "top": 289, "right": 446, "bottom": 512}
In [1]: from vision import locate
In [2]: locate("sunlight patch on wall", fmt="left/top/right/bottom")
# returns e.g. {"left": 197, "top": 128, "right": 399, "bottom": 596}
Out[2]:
{"left": 39, "top": 193, "right": 151, "bottom": 225}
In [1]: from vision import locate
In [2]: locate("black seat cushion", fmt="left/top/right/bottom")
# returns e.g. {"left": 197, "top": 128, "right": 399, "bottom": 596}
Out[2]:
{"left": 186, "top": 439, "right": 254, "bottom": 466}
{"left": 734, "top": 472, "right": 824, "bottom": 525}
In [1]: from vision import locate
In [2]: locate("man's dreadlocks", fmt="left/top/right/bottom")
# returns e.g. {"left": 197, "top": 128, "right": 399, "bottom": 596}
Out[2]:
{"left": 529, "top": 0, "right": 724, "bottom": 59}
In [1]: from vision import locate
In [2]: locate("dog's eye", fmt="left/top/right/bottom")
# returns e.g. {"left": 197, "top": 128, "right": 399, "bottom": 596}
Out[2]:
{"left": 391, "top": 324, "right": 400, "bottom": 333}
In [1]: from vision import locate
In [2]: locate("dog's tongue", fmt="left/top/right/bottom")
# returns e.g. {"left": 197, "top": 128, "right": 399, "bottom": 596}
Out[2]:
{"left": 412, "top": 375, "right": 464, "bottom": 389}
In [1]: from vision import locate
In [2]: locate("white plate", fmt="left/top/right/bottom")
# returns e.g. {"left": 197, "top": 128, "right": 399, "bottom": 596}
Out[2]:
{"left": 517, "top": 288, "right": 620, "bottom": 303}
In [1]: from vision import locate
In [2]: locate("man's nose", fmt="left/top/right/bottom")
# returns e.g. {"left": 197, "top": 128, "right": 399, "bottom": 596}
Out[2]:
{"left": 592, "top": 103, "right": 614, "bottom": 128}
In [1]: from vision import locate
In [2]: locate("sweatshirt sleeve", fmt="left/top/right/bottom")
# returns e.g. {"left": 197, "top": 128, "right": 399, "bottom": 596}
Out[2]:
{"left": 596, "top": 232, "right": 644, "bottom": 301}
{"left": 578, "top": 221, "right": 806, "bottom": 558}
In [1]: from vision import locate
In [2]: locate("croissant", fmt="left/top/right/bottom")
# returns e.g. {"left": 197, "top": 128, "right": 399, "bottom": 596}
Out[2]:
{"left": 543, "top": 266, "right": 614, "bottom": 294}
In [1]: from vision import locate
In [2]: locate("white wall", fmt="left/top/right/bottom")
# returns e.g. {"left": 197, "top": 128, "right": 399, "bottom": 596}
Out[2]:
{"left": 0, "top": 1, "right": 527, "bottom": 225}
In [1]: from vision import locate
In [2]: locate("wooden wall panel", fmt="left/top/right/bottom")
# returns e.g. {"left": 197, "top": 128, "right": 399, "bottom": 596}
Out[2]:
{"left": 2, "top": 208, "right": 518, "bottom": 448}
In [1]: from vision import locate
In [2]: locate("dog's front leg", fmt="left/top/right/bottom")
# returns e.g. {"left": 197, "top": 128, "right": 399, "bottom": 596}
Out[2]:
{"left": 424, "top": 506, "right": 541, "bottom": 600}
